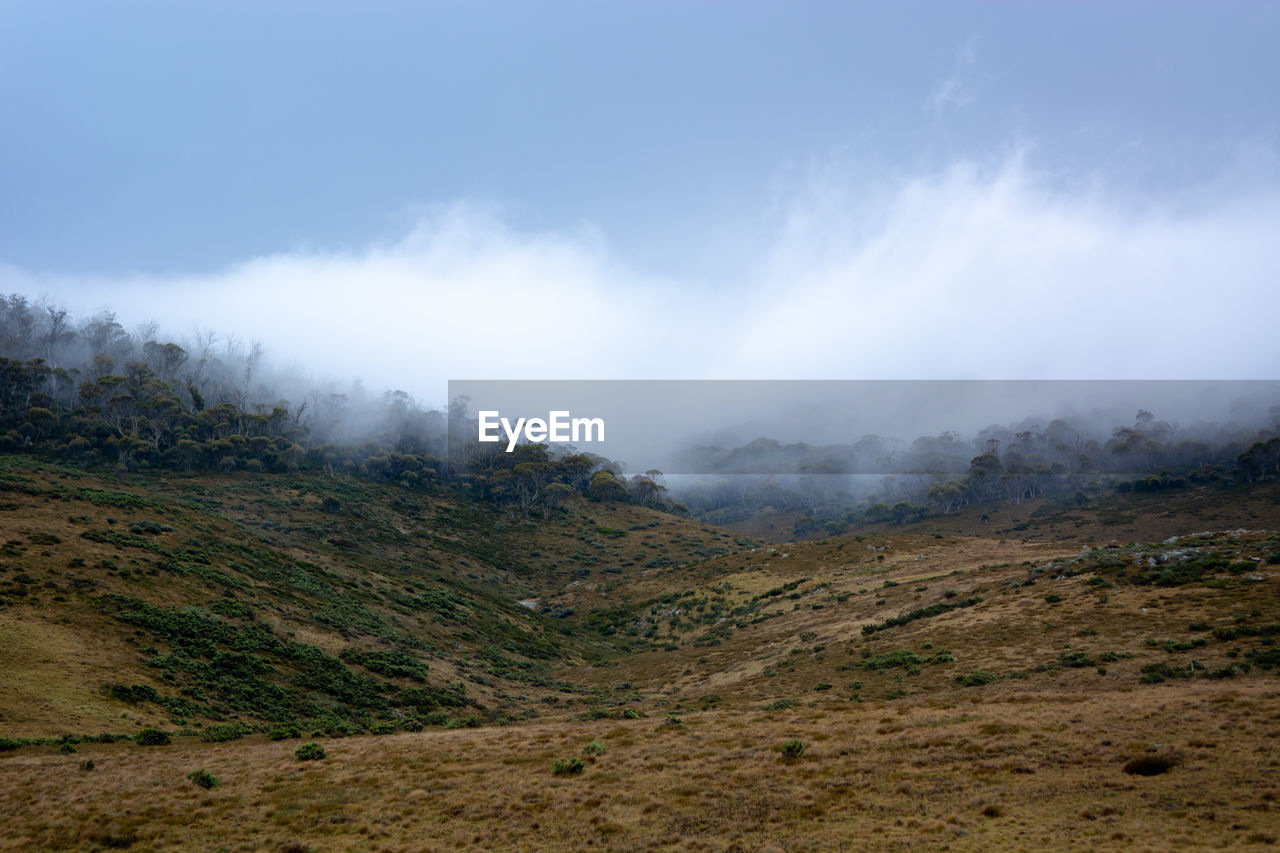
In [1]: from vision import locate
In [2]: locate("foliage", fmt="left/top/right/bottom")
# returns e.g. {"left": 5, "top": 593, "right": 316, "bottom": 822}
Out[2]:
{"left": 861, "top": 650, "right": 925, "bottom": 673}
{"left": 135, "top": 728, "right": 172, "bottom": 746}
{"left": 4, "top": 292, "right": 1275, "bottom": 530}
{"left": 861, "top": 597, "right": 983, "bottom": 635}
{"left": 758, "top": 698, "right": 795, "bottom": 711}
{"left": 268, "top": 722, "right": 303, "bottom": 740}
{"left": 779, "top": 738, "right": 806, "bottom": 759}
{"left": 200, "top": 722, "right": 249, "bottom": 743}
{"left": 956, "top": 671, "right": 1000, "bottom": 687}
{"left": 294, "top": 742, "right": 326, "bottom": 761}
{"left": 99, "top": 595, "right": 466, "bottom": 723}
{"left": 187, "top": 769, "right": 220, "bottom": 789}
{"left": 552, "top": 756, "right": 585, "bottom": 775}
{"left": 1057, "top": 652, "right": 1097, "bottom": 668}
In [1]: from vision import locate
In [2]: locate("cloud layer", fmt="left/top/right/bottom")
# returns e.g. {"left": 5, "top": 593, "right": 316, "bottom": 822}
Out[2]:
{"left": 9, "top": 153, "right": 1278, "bottom": 405}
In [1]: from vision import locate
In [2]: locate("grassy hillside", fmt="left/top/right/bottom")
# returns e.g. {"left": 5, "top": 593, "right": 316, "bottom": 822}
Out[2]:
{"left": 2, "top": 459, "right": 1279, "bottom": 850}
{"left": 0, "top": 456, "right": 744, "bottom": 737}
{"left": 553, "top": 482, "right": 1280, "bottom": 711}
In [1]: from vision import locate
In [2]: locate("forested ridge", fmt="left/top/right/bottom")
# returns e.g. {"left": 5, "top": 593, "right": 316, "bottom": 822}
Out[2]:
{"left": 2, "top": 292, "right": 1278, "bottom": 528}
{"left": 0, "top": 294, "right": 667, "bottom": 519}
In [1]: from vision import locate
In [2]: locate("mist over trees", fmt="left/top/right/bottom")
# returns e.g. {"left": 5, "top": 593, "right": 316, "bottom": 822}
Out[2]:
{"left": 2, "top": 293, "right": 1277, "bottom": 530}
{"left": 674, "top": 405, "right": 1280, "bottom": 532}
{"left": 0, "top": 294, "right": 670, "bottom": 518}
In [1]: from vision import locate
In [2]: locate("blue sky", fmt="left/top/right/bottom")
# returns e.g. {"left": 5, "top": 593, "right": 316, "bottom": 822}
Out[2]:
{"left": 2, "top": 2, "right": 1277, "bottom": 399}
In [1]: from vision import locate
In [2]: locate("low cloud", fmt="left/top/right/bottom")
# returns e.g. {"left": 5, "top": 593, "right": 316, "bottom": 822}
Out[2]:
{"left": 8, "top": 151, "right": 1278, "bottom": 405}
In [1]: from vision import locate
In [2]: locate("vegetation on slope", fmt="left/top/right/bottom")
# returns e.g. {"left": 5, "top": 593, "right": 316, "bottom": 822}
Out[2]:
{"left": 0, "top": 455, "right": 750, "bottom": 738}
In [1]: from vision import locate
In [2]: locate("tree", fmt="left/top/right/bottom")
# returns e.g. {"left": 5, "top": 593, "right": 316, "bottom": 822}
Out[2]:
{"left": 588, "top": 471, "right": 627, "bottom": 504}
{"left": 928, "top": 481, "right": 963, "bottom": 514}
{"left": 560, "top": 453, "right": 599, "bottom": 492}
{"left": 511, "top": 462, "right": 552, "bottom": 516}
{"left": 629, "top": 474, "right": 667, "bottom": 508}
{"left": 865, "top": 501, "right": 890, "bottom": 523}
{"left": 40, "top": 306, "right": 72, "bottom": 364}
{"left": 542, "top": 482, "right": 575, "bottom": 517}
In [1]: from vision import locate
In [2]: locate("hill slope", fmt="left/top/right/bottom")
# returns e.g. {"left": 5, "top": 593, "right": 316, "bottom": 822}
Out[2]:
{"left": 2, "top": 461, "right": 1280, "bottom": 850}
{"left": 0, "top": 456, "right": 744, "bottom": 736}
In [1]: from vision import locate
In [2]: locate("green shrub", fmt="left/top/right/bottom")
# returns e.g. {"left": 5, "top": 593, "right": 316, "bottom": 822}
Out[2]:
{"left": 759, "top": 698, "right": 794, "bottom": 711}
{"left": 295, "top": 741, "right": 326, "bottom": 761}
{"left": 583, "top": 741, "right": 606, "bottom": 755}
{"left": 187, "top": 769, "right": 220, "bottom": 789}
{"left": 861, "top": 597, "right": 982, "bottom": 635}
{"left": 861, "top": 649, "right": 924, "bottom": 673}
{"left": 1214, "top": 623, "right": 1280, "bottom": 642}
{"left": 128, "top": 520, "right": 173, "bottom": 535}
{"left": 552, "top": 756, "right": 585, "bottom": 775}
{"left": 106, "top": 683, "right": 161, "bottom": 704}
{"left": 1245, "top": 648, "right": 1280, "bottom": 669}
{"left": 135, "top": 728, "right": 171, "bottom": 746}
{"left": 444, "top": 715, "right": 480, "bottom": 729}
{"left": 268, "top": 722, "right": 303, "bottom": 741}
{"left": 1098, "top": 650, "right": 1132, "bottom": 662}
{"left": 956, "top": 671, "right": 1000, "bottom": 687}
{"left": 200, "top": 722, "right": 248, "bottom": 743}
{"left": 779, "top": 738, "right": 806, "bottom": 759}
{"left": 314, "top": 719, "right": 363, "bottom": 738}
{"left": 1139, "top": 661, "right": 1203, "bottom": 683}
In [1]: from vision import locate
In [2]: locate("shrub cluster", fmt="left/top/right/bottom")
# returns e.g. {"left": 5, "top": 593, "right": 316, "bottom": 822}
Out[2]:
{"left": 779, "top": 739, "right": 806, "bottom": 759}
{"left": 187, "top": 769, "right": 220, "bottom": 789}
{"left": 552, "top": 757, "right": 585, "bottom": 775}
{"left": 294, "top": 742, "right": 326, "bottom": 761}
{"left": 135, "top": 728, "right": 171, "bottom": 746}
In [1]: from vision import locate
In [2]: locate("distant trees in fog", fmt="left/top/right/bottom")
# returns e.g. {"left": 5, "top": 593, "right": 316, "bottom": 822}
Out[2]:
{"left": 1, "top": 292, "right": 1277, "bottom": 526}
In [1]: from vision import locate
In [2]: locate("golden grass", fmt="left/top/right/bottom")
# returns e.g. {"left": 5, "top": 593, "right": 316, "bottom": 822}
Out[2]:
{"left": 1, "top": 680, "right": 1277, "bottom": 850}
{"left": 2, "top": 463, "right": 1279, "bottom": 849}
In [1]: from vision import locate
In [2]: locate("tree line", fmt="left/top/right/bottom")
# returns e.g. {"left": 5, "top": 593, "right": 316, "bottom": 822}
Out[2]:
{"left": 2, "top": 292, "right": 1276, "bottom": 526}
{"left": 0, "top": 294, "right": 674, "bottom": 517}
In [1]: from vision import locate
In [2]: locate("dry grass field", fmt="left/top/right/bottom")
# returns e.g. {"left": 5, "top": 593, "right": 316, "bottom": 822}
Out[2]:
{"left": 1, "top": 461, "right": 1279, "bottom": 850}
{"left": 1, "top": 680, "right": 1277, "bottom": 851}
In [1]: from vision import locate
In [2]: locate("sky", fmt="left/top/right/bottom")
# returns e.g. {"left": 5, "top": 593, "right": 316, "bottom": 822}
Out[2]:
{"left": 2, "top": 1, "right": 1278, "bottom": 404}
